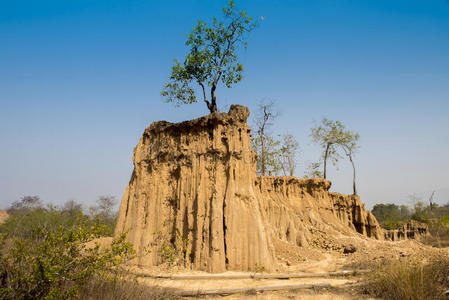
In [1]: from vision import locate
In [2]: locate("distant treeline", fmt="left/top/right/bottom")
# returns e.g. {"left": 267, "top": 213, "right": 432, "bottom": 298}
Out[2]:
{"left": 372, "top": 198, "right": 449, "bottom": 230}
{"left": 1, "top": 195, "right": 118, "bottom": 237}
{"left": 371, "top": 197, "right": 449, "bottom": 247}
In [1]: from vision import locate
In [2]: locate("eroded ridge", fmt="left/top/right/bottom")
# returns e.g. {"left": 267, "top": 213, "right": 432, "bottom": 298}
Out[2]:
{"left": 115, "top": 105, "right": 385, "bottom": 272}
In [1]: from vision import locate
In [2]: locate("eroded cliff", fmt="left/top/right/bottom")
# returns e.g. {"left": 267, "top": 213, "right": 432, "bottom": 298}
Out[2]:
{"left": 256, "top": 176, "right": 383, "bottom": 250}
{"left": 115, "top": 105, "right": 273, "bottom": 272}
{"left": 115, "top": 105, "right": 384, "bottom": 272}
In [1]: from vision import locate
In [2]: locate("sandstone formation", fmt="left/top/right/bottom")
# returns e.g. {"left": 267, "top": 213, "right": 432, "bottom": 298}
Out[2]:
{"left": 384, "top": 219, "right": 429, "bottom": 241}
{"left": 256, "top": 176, "right": 383, "bottom": 249}
{"left": 115, "top": 105, "right": 384, "bottom": 272}
{"left": 115, "top": 105, "right": 273, "bottom": 272}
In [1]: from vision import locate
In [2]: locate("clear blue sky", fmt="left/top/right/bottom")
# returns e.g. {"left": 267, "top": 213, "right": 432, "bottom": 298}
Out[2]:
{"left": 1, "top": 0, "right": 448, "bottom": 209}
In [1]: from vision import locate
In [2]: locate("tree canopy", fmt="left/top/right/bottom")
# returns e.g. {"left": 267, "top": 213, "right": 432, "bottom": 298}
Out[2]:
{"left": 161, "top": 1, "right": 257, "bottom": 113}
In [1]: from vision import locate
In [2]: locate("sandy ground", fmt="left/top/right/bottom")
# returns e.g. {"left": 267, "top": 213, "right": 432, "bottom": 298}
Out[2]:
{"left": 127, "top": 234, "right": 448, "bottom": 299}
{"left": 139, "top": 277, "right": 353, "bottom": 291}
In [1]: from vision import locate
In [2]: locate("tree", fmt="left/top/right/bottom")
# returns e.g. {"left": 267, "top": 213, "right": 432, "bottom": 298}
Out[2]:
{"left": 310, "top": 118, "right": 359, "bottom": 195}
{"left": 8, "top": 196, "right": 42, "bottom": 215}
{"left": 371, "top": 203, "right": 410, "bottom": 229}
{"left": 310, "top": 119, "right": 347, "bottom": 179}
{"left": 337, "top": 130, "right": 360, "bottom": 195}
{"left": 62, "top": 199, "right": 83, "bottom": 219}
{"left": 89, "top": 196, "right": 117, "bottom": 235}
{"left": 279, "top": 133, "right": 300, "bottom": 176}
{"left": 251, "top": 100, "right": 280, "bottom": 176}
{"left": 93, "top": 196, "right": 116, "bottom": 219}
{"left": 161, "top": 1, "right": 257, "bottom": 113}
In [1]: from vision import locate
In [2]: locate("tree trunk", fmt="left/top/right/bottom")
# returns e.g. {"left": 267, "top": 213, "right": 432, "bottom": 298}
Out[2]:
{"left": 209, "top": 85, "right": 218, "bottom": 113}
{"left": 261, "top": 135, "right": 265, "bottom": 176}
{"left": 348, "top": 154, "right": 357, "bottom": 195}
{"left": 323, "top": 143, "right": 330, "bottom": 179}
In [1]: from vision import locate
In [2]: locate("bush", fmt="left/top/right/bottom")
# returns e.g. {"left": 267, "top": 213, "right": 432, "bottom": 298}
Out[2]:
{"left": 0, "top": 217, "right": 134, "bottom": 299}
{"left": 363, "top": 257, "right": 449, "bottom": 300}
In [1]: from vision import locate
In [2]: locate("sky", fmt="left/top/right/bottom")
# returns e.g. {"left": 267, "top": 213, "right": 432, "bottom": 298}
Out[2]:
{"left": 1, "top": 0, "right": 448, "bottom": 210}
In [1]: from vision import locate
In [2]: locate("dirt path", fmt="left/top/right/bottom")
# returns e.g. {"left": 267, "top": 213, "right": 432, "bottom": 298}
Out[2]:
{"left": 136, "top": 270, "right": 372, "bottom": 299}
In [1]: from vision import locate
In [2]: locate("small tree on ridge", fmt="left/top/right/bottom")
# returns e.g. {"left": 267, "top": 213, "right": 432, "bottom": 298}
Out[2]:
{"left": 161, "top": 1, "right": 258, "bottom": 113}
{"left": 279, "top": 133, "right": 300, "bottom": 176}
{"left": 311, "top": 118, "right": 360, "bottom": 195}
{"left": 310, "top": 118, "right": 345, "bottom": 179}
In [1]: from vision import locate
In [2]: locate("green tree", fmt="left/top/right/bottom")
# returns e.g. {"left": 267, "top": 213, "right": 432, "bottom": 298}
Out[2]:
{"left": 310, "top": 118, "right": 346, "bottom": 179}
{"left": 310, "top": 118, "right": 360, "bottom": 194}
{"left": 161, "top": 1, "right": 257, "bottom": 113}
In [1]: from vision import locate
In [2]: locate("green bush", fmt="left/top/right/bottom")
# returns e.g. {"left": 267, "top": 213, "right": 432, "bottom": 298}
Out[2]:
{"left": 0, "top": 217, "right": 134, "bottom": 299}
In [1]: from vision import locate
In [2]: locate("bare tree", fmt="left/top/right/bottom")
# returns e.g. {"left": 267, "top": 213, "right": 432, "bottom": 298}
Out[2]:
{"left": 251, "top": 100, "right": 280, "bottom": 176}
{"left": 279, "top": 133, "right": 300, "bottom": 176}
{"left": 90, "top": 196, "right": 116, "bottom": 219}
{"left": 339, "top": 136, "right": 360, "bottom": 195}
{"left": 8, "top": 196, "right": 42, "bottom": 214}
{"left": 428, "top": 191, "right": 435, "bottom": 211}
{"left": 62, "top": 199, "right": 83, "bottom": 218}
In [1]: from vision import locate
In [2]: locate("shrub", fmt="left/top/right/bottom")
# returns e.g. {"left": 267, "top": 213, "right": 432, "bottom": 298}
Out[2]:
{"left": 0, "top": 217, "right": 134, "bottom": 299}
{"left": 153, "top": 230, "right": 190, "bottom": 267}
{"left": 363, "top": 257, "right": 449, "bottom": 300}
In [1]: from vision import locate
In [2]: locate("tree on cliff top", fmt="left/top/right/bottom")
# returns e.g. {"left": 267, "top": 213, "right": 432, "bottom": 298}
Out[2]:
{"left": 339, "top": 132, "right": 360, "bottom": 195}
{"left": 279, "top": 133, "right": 300, "bottom": 176}
{"left": 310, "top": 118, "right": 346, "bottom": 179}
{"left": 161, "top": 1, "right": 258, "bottom": 113}
{"left": 310, "top": 118, "right": 360, "bottom": 195}
{"left": 251, "top": 100, "right": 280, "bottom": 176}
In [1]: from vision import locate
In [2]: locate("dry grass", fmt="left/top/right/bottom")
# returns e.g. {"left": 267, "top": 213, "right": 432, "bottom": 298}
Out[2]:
{"left": 362, "top": 256, "right": 449, "bottom": 300}
{"left": 421, "top": 225, "right": 449, "bottom": 248}
{"left": 78, "top": 276, "right": 181, "bottom": 300}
